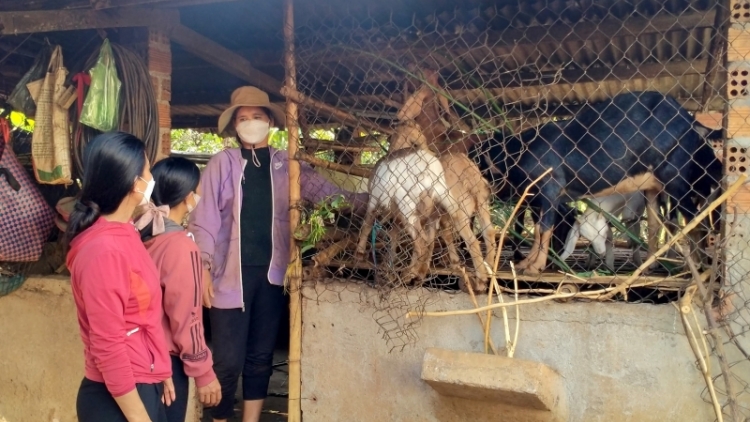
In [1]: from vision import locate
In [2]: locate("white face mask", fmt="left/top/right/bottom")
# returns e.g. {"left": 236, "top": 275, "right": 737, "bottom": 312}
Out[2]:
{"left": 137, "top": 177, "right": 155, "bottom": 206}
{"left": 187, "top": 193, "right": 201, "bottom": 214}
{"left": 236, "top": 120, "right": 270, "bottom": 145}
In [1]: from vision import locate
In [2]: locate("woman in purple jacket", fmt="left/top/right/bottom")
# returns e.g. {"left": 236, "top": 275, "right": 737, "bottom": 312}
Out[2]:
{"left": 187, "top": 86, "right": 368, "bottom": 422}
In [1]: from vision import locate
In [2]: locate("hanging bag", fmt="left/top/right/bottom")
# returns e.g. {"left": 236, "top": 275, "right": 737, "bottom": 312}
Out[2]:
{"left": 0, "top": 126, "right": 56, "bottom": 262}
{"left": 79, "top": 39, "right": 121, "bottom": 132}
{"left": 28, "top": 45, "right": 74, "bottom": 185}
{"left": 6, "top": 45, "right": 53, "bottom": 117}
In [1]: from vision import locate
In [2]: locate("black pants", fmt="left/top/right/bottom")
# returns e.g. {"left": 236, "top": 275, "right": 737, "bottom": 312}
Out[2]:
{"left": 76, "top": 377, "right": 167, "bottom": 422}
{"left": 209, "top": 265, "right": 286, "bottom": 420}
{"left": 165, "top": 355, "right": 189, "bottom": 422}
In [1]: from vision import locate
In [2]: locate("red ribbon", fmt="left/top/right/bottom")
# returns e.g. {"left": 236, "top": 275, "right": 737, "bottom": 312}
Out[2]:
{"left": 72, "top": 72, "right": 91, "bottom": 118}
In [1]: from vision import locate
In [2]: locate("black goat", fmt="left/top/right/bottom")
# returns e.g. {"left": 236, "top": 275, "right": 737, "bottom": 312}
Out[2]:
{"left": 471, "top": 91, "right": 720, "bottom": 275}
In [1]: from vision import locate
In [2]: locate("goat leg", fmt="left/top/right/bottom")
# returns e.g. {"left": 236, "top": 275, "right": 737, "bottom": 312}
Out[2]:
{"left": 403, "top": 218, "right": 423, "bottom": 285}
{"left": 439, "top": 215, "right": 461, "bottom": 266}
{"left": 418, "top": 218, "right": 439, "bottom": 280}
{"left": 451, "top": 208, "right": 490, "bottom": 292}
{"left": 523, "top": 227, "right": 553, "bottom": 275}
{"left": 477, "top": 200, "right": 498, "bottom": 270}
{"left": 644, "top": 189, "right": 661, "bottom": 273}
{"left": 516, "top": 223, "right": 542, "bottom": 270}
{"left": 355, "top": 205, "right": 378, "bottom": 262}
{"left": 604, "top": 226, "right": 615, "bottom": 271}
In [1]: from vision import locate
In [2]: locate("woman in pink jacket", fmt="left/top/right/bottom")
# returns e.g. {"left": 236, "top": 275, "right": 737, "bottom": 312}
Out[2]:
{"left": 136, "top": 157, "right": 222, "bottom": 422}
{"left": 66, "top": 132, "right": 173, "bottom": 422}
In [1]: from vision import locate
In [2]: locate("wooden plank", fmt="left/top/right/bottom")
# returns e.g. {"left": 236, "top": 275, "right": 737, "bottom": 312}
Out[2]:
{"left": 168, "top": 23, "right": 283, "bottom": 98}
{"left": 319, "top": 260, "right": 692, "bottom": 291}
{"left": 91, "top": 0, "right": 238, "bottom": 9}
{"left": 0, "top": 8, "right": 179, "bottom": 34}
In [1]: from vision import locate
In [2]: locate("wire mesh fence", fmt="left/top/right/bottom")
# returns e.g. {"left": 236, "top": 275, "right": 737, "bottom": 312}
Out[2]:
{"left": 280, "top": 0, "right": 750, "bottom": 419}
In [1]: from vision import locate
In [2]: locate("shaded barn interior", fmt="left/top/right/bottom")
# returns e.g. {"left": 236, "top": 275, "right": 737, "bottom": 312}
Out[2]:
{"left": 0, "top": 0, "right": 727, "bottom": 129}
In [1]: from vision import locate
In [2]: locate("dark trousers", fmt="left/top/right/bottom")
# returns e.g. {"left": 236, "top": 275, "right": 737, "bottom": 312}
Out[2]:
{"left": 165, "top": 355, "right": 189, "bottom": 422}
{"left": 76, "top": 377, "right": 167, "bottom": 422}
{"left": 209, "top": 265, "right": 286, "bottom": 420}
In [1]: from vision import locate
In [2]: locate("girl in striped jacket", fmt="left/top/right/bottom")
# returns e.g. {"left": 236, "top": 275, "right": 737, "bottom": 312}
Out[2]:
{"left": 136, "top": 157, "right": 222, "bottom": 422}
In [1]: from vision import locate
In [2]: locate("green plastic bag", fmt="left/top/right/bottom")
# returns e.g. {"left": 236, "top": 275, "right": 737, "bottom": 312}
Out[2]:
{"left": 80, "top": 39, "right": 121, "bottom": 132}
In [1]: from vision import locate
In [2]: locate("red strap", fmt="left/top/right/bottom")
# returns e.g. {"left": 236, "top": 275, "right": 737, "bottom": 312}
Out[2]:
{"left": 0, "top": 117, "right": 10, "bottom": 145}
{"left": 73, "top": 72, "right": 92, "bottom": 118}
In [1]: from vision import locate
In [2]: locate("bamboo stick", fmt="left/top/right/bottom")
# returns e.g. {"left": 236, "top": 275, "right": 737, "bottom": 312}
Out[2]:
{"left": 283, "top": 0, "right": 302, "bottom": 420}
{"left": 280, "top": 85, "right": 394, "bottom": 135}
{"left": 295, "top": 150, "right": 373, "bottom": 178}
{"left": 601, "top": 173, "right": 747, "bottom": 301}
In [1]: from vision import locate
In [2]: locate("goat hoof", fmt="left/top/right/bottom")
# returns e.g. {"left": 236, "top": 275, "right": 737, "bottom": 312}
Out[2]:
{"left": 514, "top": 259, "right": 530, "bottom": 270}
{"left": 522, "top": 266, "right": 542, "bottom": 276}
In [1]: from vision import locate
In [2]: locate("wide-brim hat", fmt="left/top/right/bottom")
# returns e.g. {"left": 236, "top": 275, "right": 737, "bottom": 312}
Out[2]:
{"left": 218, "top": 86, "right": 286, "bottom": 136}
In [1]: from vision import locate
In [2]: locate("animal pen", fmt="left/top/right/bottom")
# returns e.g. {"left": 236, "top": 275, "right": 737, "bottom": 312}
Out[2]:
{"left": 0, "top": 0, "right": 750, "bottom": 421}
{"left": 279, "top": 0, "right": 750, "bottom": 420}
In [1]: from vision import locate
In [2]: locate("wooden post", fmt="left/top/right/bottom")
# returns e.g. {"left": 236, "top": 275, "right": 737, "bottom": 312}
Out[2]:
{"left": 283, "top": 0, "right": 303, "bottom": 421}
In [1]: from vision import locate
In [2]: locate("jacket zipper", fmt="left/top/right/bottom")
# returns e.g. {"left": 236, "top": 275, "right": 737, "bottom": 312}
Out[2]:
{"left": 131, "top": 327, "right": 155, "bottom": 372}
{"left": 239, "top": 156, "right": 247, "bottom": 312}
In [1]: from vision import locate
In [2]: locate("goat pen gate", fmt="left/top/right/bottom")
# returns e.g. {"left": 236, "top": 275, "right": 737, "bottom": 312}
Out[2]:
{"left": 279, "top": 0, "right": 750, "bottom": 420}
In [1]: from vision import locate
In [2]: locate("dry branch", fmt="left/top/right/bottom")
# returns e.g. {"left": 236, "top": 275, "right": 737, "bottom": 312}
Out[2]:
{"left": 460, "top": 267, "right": 499, "bottom": 355}
{"left": 676, "top": 285, "right": 723, "bottom": 422}
{"left": 678, "top": 241, "right": 741, "bottom": 421}
{"left": 294, "top": 151, "right": 372, "bottom": 178}
{"left": 281, "top": 86, "right": 394, "bottom": 135}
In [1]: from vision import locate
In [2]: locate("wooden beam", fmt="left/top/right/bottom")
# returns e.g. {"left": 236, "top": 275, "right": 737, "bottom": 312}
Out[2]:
{"left": 0, "top": 8, "right": 179, "bottom": 34}
{"left": 168, "top": 23, "right": 283, "bottom": 97}
{"left": 281, "top": 86, "right": 394, "bottom": 134}
{"left": 295, "top": 11, "right": 717, "bottom": 69}
{"left": 90, "top": 0, "right": 239, "bottom": 9}
{"left": 295, "top": 151, "right": 372, "bottom": 178}
{"left": 302, "top": 139, "right": 382, "bottom": 153}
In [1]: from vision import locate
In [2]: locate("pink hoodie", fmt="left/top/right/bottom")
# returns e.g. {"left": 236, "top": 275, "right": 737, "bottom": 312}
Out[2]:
{"left": 143, "top": 228, "right": 216, "bottom": 388}
{"left": 67, "top": 218, "right": 172, "bottom": 397}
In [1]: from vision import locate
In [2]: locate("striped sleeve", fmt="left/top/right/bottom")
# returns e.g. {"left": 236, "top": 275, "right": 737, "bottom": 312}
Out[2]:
{"left": 159, "top": 236, "right": 217, "bottom": 387}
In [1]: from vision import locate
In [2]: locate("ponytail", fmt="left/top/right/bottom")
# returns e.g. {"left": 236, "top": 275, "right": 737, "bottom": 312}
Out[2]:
{"left": 62, "top": 131, "right": 147, "bottom": 251}
{"left": 64, "top": 200, "right": 101, "bottom": 248}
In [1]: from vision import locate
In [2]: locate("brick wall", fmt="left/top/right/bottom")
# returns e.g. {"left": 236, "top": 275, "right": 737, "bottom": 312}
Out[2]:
{"left": 147, "top": 29, "right": 172, "bottom": 159}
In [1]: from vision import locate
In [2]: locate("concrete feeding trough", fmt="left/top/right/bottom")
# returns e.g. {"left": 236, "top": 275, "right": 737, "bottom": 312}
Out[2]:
{"left": 421, "top": 347, "right": 567, "bottom": 418}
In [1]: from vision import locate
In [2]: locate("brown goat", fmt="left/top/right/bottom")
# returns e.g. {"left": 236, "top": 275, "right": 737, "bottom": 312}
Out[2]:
{"left": 397, "top": 70, "right": 497, "bottom": 291}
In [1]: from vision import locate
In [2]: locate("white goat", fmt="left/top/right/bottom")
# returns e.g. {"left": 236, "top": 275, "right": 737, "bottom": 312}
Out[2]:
{"left": 354, "top": 121, "right": 491, "bottom": 286}
{"left": 560, "top": 192, "right": 646, "bottom": 269}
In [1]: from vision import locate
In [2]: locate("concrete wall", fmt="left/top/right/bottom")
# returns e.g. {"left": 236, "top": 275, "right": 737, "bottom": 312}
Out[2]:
{"left": 0, "top": 277, "right": 200, "bottom": 422}
{"left": 300, "top": 282, "right": 733, "bottom": 422}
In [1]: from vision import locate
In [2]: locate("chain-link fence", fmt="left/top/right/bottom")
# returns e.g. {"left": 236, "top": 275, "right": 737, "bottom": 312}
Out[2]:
{"left": 281, "top": 1, "right": 749, "bottom": 419}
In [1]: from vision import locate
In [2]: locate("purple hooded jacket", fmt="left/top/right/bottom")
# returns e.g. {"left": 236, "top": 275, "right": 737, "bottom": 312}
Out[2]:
{"left": 187, "top": 147, "right": 368, "bottom": 310}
